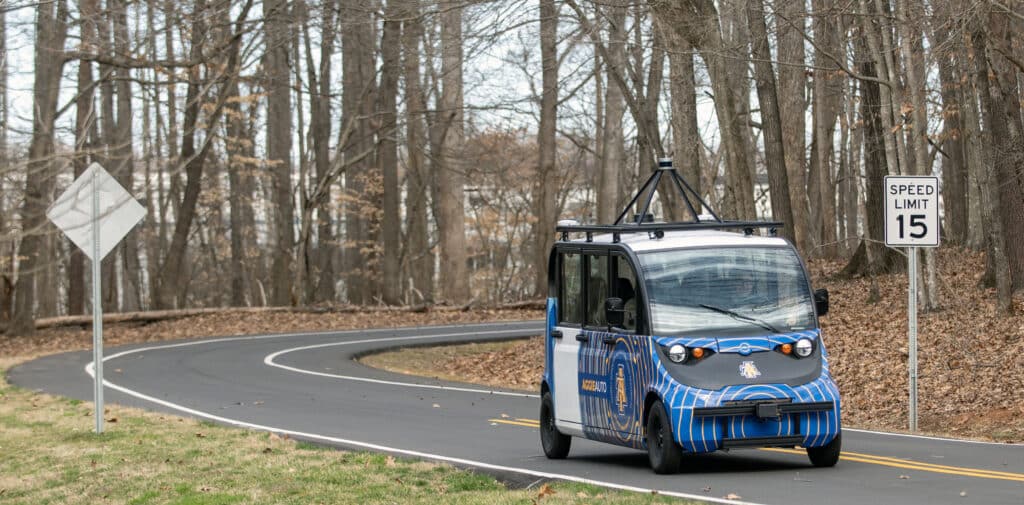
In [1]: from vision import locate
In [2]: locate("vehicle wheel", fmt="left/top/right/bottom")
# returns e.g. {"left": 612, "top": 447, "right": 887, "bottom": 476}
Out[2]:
{"left": 646, "top": 399, "right": 682, "bottom": 474}
{"left": 807, "top": 432, "right": 841, "bottom": 467}
{"left": 540, "top": 392, "right": 571, "bottom": 459}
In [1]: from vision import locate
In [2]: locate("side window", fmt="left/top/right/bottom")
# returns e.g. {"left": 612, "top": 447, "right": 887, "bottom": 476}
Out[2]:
{"left": 559, "top": 253, "right": 582, "bottom": 325}
{"left": 613, "top": 256, "right": 638, "bottom": 332}
{"left": 587, "top": 254, "right": 608, "bottom": 327}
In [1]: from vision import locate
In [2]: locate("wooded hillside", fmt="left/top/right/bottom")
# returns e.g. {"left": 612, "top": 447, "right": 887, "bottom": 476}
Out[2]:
{"left": 0, "top": 0, "right": 1021, "bottom": 336}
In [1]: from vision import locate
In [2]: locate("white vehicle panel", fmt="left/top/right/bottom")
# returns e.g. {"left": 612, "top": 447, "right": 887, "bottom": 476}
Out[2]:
{"left": 553, "top": 325, "right": 584, "bottom": 436}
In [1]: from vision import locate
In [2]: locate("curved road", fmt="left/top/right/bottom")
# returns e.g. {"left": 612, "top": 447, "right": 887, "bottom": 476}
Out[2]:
{"left": 9, "top": 321, "right": 1023, "bottom": 505}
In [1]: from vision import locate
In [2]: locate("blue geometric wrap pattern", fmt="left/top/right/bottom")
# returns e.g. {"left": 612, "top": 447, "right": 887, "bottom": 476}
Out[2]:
{"left": 544, "top": 297, "right": 841, "bottom": 452}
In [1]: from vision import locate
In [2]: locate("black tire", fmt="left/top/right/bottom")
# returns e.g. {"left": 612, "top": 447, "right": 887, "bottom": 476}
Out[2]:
{"left": 807, "top": 431, "right": 842, "bottom": 467}
{"left": 540, "top": 392, "right": 571, "bottom": 459}
{"left": 646, "top": 399, "right": 683, "bottom": 474}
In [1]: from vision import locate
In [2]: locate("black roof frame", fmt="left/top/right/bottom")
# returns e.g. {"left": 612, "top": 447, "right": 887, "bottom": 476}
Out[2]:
{"left": 557, "top": 159, "right": 783, "bottom": 243}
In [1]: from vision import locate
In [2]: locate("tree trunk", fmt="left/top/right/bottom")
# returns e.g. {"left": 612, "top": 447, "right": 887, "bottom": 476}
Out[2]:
{"left": 264, "top": 0, "right": 294, "bottom": 306}
{"left": 380, "top": 0, "right": 401, "bottom": 305}
{"left": 777, "top": 0, "right": 810, "bottom": 250}
{"left": 811, "top": 0, "right": 841, "bottom": 257}
{"left": 436, "top": 0, "right": 470, "bottom": 303}
{"left": 401, "top": 0, "right": 433, "bottom": 304}
{"left": 111, "top": 0, "right": 142, "bottom": 311}
{"left": 970, "top": 27, "right": 1013, "bottom": 313}
{"left": 668, "top": 43, "right": 701, "bottom": 206}
{"left": 930, "top": 0, "right": 968, "bottom": 244}
{"left": 310, "top": 0, "right": 336, "bottom": 304}
{"left": 341, "top": 0, "right": 376, "bottom": 304}
{"left": 983, "top": 10, "right": 1024, "bottom": 293}
{"left": 599, "top": 2, "right": 626, "bottom": 224}
{"left": 69, "top": 0, "right": 100, "bottom": 316}
{"left": 225, "top": 69, "right": 250, "bottom": 306}
{"left": 533, "top": 0, "right": 558, "bottom": 297}
{"left": 0, "top": 4, "right": 9, "bottom": 323}
{"left": 10, "top": 0, "right": 69, "bottom": 336}
{"left": 746, "top": 0, "right": 795, "bottom": 243}
{"left": 841, "top": 26, "right": 901, "bottom": 276}
{"left": 96, "top": 6, "right": 119, "bottom": 312}
{"left": 896, "top": 0, "right": 940, "bottom": 310}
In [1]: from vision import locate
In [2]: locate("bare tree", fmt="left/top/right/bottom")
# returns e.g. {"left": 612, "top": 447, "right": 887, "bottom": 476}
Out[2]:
{"left": 650, "top": 0, "right": 756, "bottom": 220}
{"left": 380, "top": 0, "right": 402, "bottom": 305}
{"left": 10, "top": 0, "right": 69, "bottom": 335}
{"left": 533, "top": 0, "right": 558, "bottom": 297}
{"left": 265, "top": 0, "right": 295, "bottom": 306}
{"left": 401, "top": 0, "right": 434, "bottom": 304}
{"left": 436, "top": 0, "right": 470, "bottom": 304}
{"left": 747, "top": 0, "right": 795, "bottom": 244}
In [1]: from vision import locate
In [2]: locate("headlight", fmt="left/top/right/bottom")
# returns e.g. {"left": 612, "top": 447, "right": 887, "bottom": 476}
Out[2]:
{"left": 667, "top": 344, "right": 687, "bottom": 363}
{"left": 794, "top": 338, "right": 814, "bottom": 358}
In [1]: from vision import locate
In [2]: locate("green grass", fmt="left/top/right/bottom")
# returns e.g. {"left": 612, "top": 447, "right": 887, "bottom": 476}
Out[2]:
{"left": 0, "top": 367, "right": 697, "bottom": 504}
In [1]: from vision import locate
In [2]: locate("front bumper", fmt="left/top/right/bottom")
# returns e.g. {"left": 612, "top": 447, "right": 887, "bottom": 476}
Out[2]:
{"left": 659, "top": 374, "right": 841, "bottom": 453}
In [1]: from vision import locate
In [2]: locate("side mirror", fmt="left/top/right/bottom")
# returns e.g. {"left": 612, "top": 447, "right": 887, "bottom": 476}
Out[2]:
{"left": 814, "top": 288, "right": 829, "bottom": 317}
{"left": 605, "top": 297, "right": 625, "bottom": 327}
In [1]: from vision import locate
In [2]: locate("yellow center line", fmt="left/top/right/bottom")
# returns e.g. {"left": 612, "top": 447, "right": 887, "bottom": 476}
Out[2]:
{"left": 761, "top": 447, "right": 1024, "bottom": 482}
{"left": 500, "top": 419, "right": 1023, "bottom": 482}
{"left": 490, "top": 418, "right": 540, "bottom": 428}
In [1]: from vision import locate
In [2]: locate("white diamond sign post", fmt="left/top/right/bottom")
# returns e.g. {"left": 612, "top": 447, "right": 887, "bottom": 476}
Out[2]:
{"left": 47, "top": 163, "right": 146, "bottom": 434}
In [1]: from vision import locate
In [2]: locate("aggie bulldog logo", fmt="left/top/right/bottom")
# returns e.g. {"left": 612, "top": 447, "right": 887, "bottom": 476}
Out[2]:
{"left": 738, "top": 360, "right": 762, "bottom": 379}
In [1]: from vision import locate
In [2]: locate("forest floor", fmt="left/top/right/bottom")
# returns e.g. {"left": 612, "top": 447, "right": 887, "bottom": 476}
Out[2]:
{"left": 364, "top": 247, "right": 1024, "bottom": 443}
{"left": 0, "top": 307, "right": 543, "bottom": 366}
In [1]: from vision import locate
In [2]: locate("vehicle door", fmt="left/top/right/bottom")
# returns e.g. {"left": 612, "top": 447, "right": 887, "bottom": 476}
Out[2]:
{"left": 552, "top": 250, "right": 585, "bottom": 435}
{"left": 598, "top": 254, "right": 645, "bottom": 440}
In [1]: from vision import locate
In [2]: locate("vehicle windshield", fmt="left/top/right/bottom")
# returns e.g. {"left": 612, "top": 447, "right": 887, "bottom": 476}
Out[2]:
{"left": 637, "top": 247, "right": 815, "bottom": 336}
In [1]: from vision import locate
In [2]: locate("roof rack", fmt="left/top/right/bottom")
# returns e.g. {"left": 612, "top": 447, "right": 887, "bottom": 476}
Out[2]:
{"left": 557, "top": 158, "right": 783, "bottom": 243}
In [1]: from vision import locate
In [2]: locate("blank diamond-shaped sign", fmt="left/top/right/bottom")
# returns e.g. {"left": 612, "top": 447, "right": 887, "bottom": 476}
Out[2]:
{"left": 47, "top": 162, "right": 147, "bottom": 261}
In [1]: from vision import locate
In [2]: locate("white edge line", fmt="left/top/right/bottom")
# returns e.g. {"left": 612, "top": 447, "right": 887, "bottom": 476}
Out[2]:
{"left": 263, "top": 330, "right": 540, "bottom": 398}
{"left": 83, "top": 332, "right": 763, "bottom": 505}
{"left": 842, "top": 428, "right": 1024, "bottom": 447}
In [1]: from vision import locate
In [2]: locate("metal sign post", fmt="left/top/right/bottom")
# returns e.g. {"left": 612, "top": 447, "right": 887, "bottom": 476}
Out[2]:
{"left": 884, "top": 175, "right": 939, "bottom": 432}
{"left": 91, "top": 168, "right": 104, "bottom": 434}
{"left": 907, "top": 248, "right": 918, "bottom": 432}
{"left": 47, "top": 163, "right": 146, "bottom": 434}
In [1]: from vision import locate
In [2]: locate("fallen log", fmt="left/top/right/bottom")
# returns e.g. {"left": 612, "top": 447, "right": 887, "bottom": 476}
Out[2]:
{"left": 24, "top": 300, "right": 546, "bottom": 331}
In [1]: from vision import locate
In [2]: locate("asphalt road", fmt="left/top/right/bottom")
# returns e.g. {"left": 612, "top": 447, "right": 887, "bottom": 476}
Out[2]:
{"left": 9, "top": 321, "right": 1023, "bottom": 505}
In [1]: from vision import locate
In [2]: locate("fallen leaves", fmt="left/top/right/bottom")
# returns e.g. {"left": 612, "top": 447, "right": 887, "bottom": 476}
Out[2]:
{"left": 534, "top": 483, "right": 556, "bottom": 502}
{"left": 724, "top": 492, "right": 743, "bottom": 500}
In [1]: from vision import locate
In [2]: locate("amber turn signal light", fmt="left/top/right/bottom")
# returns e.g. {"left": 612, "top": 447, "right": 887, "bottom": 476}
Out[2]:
{"left": 691, "top": 347, "right": 705, "bottom": 359}
{"left": 780, "top": 343, "right": 793, "bottom": 355}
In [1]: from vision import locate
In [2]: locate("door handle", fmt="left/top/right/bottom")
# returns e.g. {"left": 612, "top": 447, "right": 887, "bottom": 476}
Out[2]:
{"left": 575, "top": 333, "right": 588, "bottom": 342}
{"left": 550, "top": 329, "right": 563, "bottom": 339}
{"left": 602, "top": 335, "right": 616, "bottom": 345}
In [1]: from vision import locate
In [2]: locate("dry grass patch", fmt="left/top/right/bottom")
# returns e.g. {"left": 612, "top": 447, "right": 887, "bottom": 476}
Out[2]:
{"left": 0, "top": 366, "right": 695, "bottom": 505}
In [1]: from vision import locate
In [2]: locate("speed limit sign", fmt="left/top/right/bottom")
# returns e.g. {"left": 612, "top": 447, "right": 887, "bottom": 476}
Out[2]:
{"left": 885, "top": 176, "right": 940, "bottom": 247}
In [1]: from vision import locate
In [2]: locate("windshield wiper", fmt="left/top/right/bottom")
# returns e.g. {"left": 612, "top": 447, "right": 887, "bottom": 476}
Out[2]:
{"left": 697, "top": 304, "right": 781, "bottom": 334}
